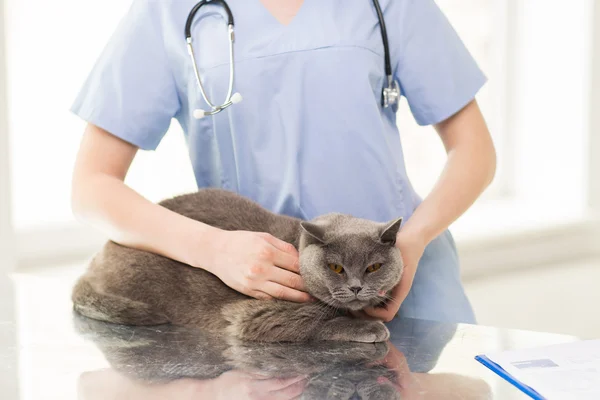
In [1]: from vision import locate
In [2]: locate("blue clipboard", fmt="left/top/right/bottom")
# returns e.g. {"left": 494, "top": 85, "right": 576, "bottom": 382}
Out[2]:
{"left": 475, "top": 355, "right": 547, "bottom": 400}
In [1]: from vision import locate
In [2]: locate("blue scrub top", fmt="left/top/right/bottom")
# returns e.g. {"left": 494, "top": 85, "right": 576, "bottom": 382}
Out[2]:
{"left": 71, "top": 0, "right": 486, "bottom": 225}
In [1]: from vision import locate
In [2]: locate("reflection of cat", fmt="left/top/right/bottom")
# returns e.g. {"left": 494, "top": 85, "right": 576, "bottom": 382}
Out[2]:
{"left": 73, "top": 313, "right": 402, "bottom": 399}
{"left": 223, "top": 338, "right": 390, "bottom": 377}
{"left": 302, "top": 367, "right": 401, "bottom": 400}
{"left": 73, "top": 312, "right": 231, "bottom": 383}
{"left": 72, "top": 188, "right": 404, "bottom": 342}
{"left": 225, "top": 340, "right": 401, "bottom": 400}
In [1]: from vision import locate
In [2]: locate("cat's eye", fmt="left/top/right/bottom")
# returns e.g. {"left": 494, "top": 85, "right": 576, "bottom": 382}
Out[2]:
{"left": 328, "top": 263, "right": 344, "bottom": 274}
{"left": 366, "top": 263, "right": 382, "bottom": 273}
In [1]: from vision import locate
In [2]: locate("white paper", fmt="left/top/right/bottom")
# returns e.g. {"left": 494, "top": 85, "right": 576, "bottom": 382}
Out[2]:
{"left": 484, "top": 339, "right": 600, "bottom": 400}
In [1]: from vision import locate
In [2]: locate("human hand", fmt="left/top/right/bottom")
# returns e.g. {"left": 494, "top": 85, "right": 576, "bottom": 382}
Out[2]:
{"left": 208, "top": 370, "right": 308, "bottom": 400}
{"left": 361, "top": 228, "right": 426, "bottom": 322}
{"left": 77, "top": 369, "right": 216, "bottom": 400}
{"left": 77, "top": 368, "right": 307, "bottom": 400}
{"left": 372, "top": 343, "right": 492, "bottom": 399}
{"left": 374, "top": 342, "right": 410, "bottom": 389}
{"left": 204, "top": 230, "right": 313, "bottom": 303}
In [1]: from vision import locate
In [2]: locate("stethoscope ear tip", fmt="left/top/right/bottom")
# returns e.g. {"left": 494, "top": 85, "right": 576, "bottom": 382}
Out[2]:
{"left": 230, "top": 92, "right": 243, "bottom": 104}
{"left": 193, "top": 109, "right": 206, "bottom": 119}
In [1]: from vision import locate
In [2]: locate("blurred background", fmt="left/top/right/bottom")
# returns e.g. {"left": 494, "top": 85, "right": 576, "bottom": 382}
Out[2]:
{"left": 1, "top": 0, "right": 599, "bottom": 342}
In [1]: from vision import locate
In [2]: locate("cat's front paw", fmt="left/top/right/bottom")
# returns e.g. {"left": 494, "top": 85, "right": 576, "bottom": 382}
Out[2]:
{"left": 350, "top": 321, "right": 390, "bottom": 343}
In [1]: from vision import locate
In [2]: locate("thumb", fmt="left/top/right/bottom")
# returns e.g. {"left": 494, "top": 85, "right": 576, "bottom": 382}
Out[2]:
{"left": 395, "top": 274, "right": 413, "bottom": 305}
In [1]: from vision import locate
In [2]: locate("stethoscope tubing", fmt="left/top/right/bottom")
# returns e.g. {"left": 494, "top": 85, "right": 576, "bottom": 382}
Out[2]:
{"left": 185, "top": 0, "right": 398, "bottom": 117}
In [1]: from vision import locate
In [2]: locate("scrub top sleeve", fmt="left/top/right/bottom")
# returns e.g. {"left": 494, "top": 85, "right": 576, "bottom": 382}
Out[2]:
{"left": 70, "top": 0, "right": 180, "bottom": 150}
{"left": 393, "top": 0, "right": 487, "bottom": 126}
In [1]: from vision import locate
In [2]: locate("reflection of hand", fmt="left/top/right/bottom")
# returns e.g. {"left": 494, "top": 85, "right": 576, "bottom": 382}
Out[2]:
{"left": 377, "top": 341, "right": 411, "bottom": 389}
{"left": 209, "top": 370, "right": 307, "bottom": 400}
{"left": 405, "top": 373, "right": 492, "bottom": 400}
{"left": 77, "top": 368, "right": 214, "bottom": 400}
{"left": 77, "top": 368, "right": 307, "bottom": 400}
{"left": 378, "top": 342, "right": 492, "bottom": 400}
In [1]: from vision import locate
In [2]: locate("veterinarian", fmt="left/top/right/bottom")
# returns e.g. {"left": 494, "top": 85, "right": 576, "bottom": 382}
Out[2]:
{"left": 70, "top": 0, "right": 496, "bottom": 325}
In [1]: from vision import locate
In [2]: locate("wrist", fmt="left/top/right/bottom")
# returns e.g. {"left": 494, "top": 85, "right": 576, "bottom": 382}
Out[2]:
{"left": 398, "top": 218, "right": 434, "bottom": 248}
{"left": 178, "top": 218, "right": 224, "bottom": 272}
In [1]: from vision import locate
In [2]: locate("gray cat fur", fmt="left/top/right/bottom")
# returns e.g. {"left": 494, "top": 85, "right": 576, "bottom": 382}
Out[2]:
{"left": 71, "top": 188, "right": 404, "bottom": 343}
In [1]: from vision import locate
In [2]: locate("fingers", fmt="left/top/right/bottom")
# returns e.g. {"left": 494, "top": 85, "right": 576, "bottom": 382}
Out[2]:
{"left": 271, "top": 249, "right": 300, "bottom": 274}
{"left": 363, "top": 284, "right": 404, "bottom": 322}
{"left": 261, "top": 234, "right": 300, "bottom": 273}
{"left": 261, "top": 233, "right": 299, "bottom": 256}
{"left": 362, "top": 307, "right": 387, "bottom": 320}
{"left": 248, "top": 290, "right": 274, "bottom": 301}
{"left": 394, "top": 272, "right": 413, "bottom": 305}
{"left": 267, "top": 377, "right": 307, "bottom": 400}
{"left": 259, "top": 282, "right": 313, "bottom": 303}
{"left": 253, "top": 376, "right": 307, "bottom": 399}
{"left": 243, "top": 233, "right": 311, "bottom": 301}
{"left": 244, "top": 261, "right": 311, "bottom": 301}
{"left": 268, "top": 266, "right": 307, "bottom": 292}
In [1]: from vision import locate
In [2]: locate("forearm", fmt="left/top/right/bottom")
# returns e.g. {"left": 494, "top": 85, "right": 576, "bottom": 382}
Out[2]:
{"left": 364, "top": 101, "right": 495, "bottom": 321}
{"left": 403, "top": 145, "right": 495, "bottom": 243}
{"left": 70, "top": 125, "right": 309, "bottom": 302}
{"left": 71, "top": 174, "right": 220, "bottom": 268}
{"left": 402, "top": 101, "right": 496, "bottom": 245}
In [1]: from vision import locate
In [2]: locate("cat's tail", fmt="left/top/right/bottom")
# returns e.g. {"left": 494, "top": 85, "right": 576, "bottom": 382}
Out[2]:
{"left": 71, "top": 277, "right": 169, "bottom": 326}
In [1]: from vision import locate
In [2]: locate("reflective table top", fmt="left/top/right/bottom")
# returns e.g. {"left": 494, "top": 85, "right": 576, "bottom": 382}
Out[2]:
{"left": 0, "top": 267, "right": 581, "bottom": 399}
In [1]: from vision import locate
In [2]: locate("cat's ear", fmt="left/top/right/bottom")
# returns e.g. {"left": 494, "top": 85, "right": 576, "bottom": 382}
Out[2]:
{"left": 300, "top": 221, "right": 327, "bottom": 245}
{"left": 379, "top": 217, "right": 403, "bottom": 246}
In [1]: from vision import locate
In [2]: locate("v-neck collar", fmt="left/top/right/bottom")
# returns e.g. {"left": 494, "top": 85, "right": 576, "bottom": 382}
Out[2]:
{"left": 254, "top": 0, "right": 308, "bottom": 29}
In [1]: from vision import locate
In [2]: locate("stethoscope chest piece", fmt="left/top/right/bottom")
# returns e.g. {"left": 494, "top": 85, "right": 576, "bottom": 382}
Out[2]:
{"left": 382, "top": 79, "right": 400, "bottom": 109}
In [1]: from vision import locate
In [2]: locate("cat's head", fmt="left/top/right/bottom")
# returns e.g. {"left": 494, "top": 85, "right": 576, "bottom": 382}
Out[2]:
{"left": 298, "top": 214, "right": 403, "bottom": 311}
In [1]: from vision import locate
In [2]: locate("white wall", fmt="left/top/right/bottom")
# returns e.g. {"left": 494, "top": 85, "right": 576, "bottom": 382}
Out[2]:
{"left": 0, "top": 0, "right": 16, "bottom": 273}
{"left": 588, "top": 0, "right": 600, "bottom": 214}
{"left": 0, "top": 2, "right": 20, "bottom": 398}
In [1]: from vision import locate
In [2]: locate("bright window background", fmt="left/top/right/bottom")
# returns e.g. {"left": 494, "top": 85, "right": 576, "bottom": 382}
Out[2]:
{"left": 6, "top": 0, "right": 196, "bottom": 232}
{"left": 5, "top": 0, "right": 592, "bottom": 257}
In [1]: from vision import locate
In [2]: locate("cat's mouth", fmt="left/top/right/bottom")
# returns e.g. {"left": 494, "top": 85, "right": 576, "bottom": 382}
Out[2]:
{"left": 345, "top": 299, "right": 367, "bottom": 310}
{"left": 327, "top": 295, "right": 381, "bottom": 311}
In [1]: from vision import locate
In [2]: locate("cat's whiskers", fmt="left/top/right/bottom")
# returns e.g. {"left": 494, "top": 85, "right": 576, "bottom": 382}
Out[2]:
{"left": 312, "top": 296, "right": 335, "bottom": 311}
{"left": 314, "top": 301, "right": 333, "bottom": 315}
{"left": 380, "top": 294, "right": 401, "bottom": 307}
{"left": 313, "top": 308, "right": 328, "bottom": 324}
{"left": 311, "top": 301, "right": 340, "bottom": 326}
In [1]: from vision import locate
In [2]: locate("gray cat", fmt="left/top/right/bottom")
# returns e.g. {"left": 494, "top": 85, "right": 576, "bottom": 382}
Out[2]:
{"left": 71, "top": 188, "right": 404, "bottom": 343}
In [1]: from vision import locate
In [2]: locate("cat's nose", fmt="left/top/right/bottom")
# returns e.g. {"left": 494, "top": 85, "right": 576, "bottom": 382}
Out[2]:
{"left": 349, "top": 286, "right": 362, "bottom": 295}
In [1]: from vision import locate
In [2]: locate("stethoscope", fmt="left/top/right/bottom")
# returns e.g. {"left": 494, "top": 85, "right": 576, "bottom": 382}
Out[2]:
{"left": 185, "top": 0, "right": 400, "bottom": 119}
